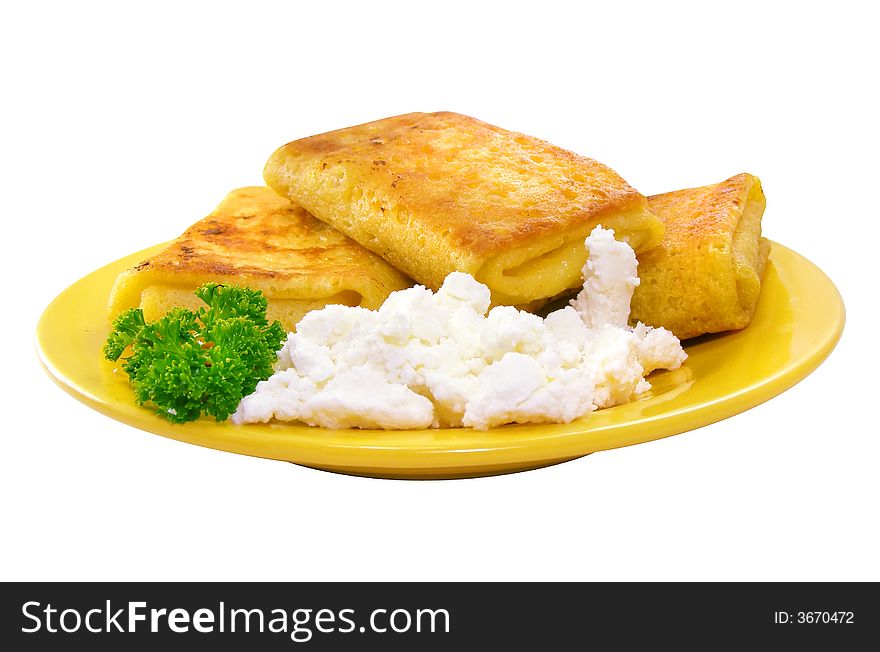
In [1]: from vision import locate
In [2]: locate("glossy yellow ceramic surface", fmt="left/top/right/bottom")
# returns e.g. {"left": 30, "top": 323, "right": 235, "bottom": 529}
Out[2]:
{"left": 35, "top": 241, "right": 844, "bottom": 479}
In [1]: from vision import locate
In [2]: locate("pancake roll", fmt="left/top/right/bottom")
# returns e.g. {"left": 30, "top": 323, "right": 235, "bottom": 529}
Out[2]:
{"left": 630, "top": 173, "right": 769, "bottom": 339}
{"left": 108, "top": 187, "right": 413, "bottom": 332}
{"left": 264, "top": 112, "right": 665, "bottom": 308}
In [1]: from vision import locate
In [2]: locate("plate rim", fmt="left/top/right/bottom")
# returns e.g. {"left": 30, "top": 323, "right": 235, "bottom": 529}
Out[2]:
{"left": 35, "top": 239, "right": 845, "bottom": 477}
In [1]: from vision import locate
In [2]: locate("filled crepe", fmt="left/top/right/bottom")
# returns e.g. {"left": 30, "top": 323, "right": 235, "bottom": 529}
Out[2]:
{"left": 107, "top": 186, "right": 413, "bottom": 332}
{"left": 264, "top": 111, "right": 664, "bottom": 307}
{"left": 630, "top": 173, "right": 769, "bottom": 340}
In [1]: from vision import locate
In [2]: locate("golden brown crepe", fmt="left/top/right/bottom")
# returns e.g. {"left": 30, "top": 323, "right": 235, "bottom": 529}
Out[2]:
{"left": 107, "top": 187, "right": 413, "bottom": 332}
{"left": 264, "top": 111, "right": 664, "bottom": 307}
{"left": 630, "top": 173, "right": 769, "bottom": 340}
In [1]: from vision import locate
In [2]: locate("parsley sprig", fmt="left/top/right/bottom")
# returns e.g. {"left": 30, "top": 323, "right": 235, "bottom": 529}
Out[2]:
{"left": 104, "top": 284, "right": 286, "bottom": 423}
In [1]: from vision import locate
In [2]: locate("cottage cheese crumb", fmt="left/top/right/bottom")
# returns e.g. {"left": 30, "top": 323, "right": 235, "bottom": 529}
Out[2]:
{"left": 232, "top": 226, "right": 686, "bottom": 430}
{"left": 571, "top": 225, "right": 640, "bottom": 328}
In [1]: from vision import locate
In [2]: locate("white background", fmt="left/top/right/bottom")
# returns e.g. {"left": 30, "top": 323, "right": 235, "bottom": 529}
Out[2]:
{"left": 2, "top": 1, "right": 877, "bottom": 581}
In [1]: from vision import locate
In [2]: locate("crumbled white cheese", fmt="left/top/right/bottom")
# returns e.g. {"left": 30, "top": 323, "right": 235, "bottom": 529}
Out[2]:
{"left": 571, "top": 225, "right": 640, "bottom": 328}
{"left": 232, "top": 226, "right": 687, "bottom": 430}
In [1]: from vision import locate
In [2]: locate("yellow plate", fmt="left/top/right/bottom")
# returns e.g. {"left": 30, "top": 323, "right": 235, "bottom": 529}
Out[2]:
{"left": 36, "top": 241, "right": 844, "bottom": 479}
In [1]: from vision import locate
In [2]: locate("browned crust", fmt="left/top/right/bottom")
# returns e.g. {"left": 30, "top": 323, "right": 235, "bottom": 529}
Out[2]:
{"left": 141, "top": 186, "right": 390, "bottom": 281}
{"left": 645, "top": 173, "right": 757, "bottom": 250}
{"left": 107, "top": 187, "right": 413, "bottom": 319}
{"left": 631, "top": 174, "right": 768, "bottom": 339}
{"left": 264, "top": 111, "right": 651, "bottom": 266}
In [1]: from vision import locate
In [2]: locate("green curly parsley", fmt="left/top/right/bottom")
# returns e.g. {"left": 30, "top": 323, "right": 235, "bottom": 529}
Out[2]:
{"left": 103, "top": 283, "right": 286, "bottom": 423}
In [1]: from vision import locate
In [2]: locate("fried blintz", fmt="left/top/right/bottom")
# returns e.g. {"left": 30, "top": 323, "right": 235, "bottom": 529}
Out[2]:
{"left": 630, "top": 174, "right": 770, "bottom": 340}
{"left": 107, "top": 187, "right": 413, "bottom": 332}
{"left": 264, "top": 112, "right": 664, "bottom": 307}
